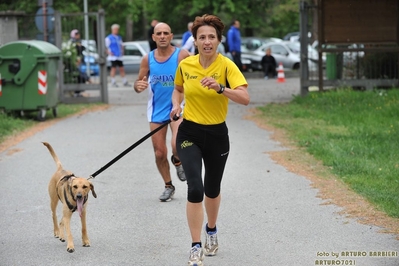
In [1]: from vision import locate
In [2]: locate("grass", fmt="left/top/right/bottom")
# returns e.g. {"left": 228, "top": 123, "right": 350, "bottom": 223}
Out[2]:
{"left": 0, "top": 103, "right": 104, "bottom": 144}
{"left": 257, "top": 88, "right": 399, "bottom": 218}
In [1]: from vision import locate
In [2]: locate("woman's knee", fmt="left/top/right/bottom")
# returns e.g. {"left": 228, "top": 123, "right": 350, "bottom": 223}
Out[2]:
{"left": 204, "top": 187, "right": 221, "bottom": 199}
{"left": 187, "top": 186, "right": 204, "bottom": 203}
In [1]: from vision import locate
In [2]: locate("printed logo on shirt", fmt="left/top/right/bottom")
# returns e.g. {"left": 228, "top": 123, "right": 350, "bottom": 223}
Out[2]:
{"left": 210, "top": 73, "right": 221, "bottom": 80}
{"left": 150, "top": 74, "right": 174, "bottom": 87}
{"left": 184, "top": 72, "right": 198, "bottom": 80}
{"left": 180, "top": 140, "right": 193, "bottom": 149}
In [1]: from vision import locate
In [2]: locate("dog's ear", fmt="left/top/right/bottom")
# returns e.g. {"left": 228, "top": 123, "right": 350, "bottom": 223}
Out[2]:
{"left": 68, "top": 176, "right": 76, "bottom": 184}
{"left": 90, "top": 182, "right": 97, "bottom": 198}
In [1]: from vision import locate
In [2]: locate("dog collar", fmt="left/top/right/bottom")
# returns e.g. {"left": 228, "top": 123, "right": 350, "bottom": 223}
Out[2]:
{"left": 65, "top": 188, "right": 77, "bottom": 212}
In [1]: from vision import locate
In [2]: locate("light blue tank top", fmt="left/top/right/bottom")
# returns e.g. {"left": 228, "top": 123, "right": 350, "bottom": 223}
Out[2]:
{"left": 147, "top": 47, "right": 180, "bottom": 123}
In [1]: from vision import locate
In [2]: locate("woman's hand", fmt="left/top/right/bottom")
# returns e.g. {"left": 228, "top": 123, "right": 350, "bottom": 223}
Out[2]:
{"left": 200, "top": 77, "right": 219, "bottom": 92}
{"left": 170, "top": 106, "right": 182, "bottom": 121}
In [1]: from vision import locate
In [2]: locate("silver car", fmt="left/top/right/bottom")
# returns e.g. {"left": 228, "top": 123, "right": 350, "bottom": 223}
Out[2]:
{"left": 107, "top": 41, "right": 150, "bottom": 73}
{"left": 241, "top": 41, "right": 299, "bottom": 71}
{"left": 241, "top": 41, "right": 320, "bottom": 71}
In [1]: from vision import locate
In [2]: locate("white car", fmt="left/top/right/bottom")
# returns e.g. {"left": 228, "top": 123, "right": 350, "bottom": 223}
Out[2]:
{"left": 284, "top": 41, "right": 326, "bottom": 68}
{"left": 107, "top": 41, "right": 150, "bottom": 73}
{"left": 241, "top": 41, "right": 319, "bottom": 71}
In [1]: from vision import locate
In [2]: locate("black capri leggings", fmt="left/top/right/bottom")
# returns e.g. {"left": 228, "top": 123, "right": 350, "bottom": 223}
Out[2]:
{"left": 176, "top": 119, "right": 230, "bottom": 203}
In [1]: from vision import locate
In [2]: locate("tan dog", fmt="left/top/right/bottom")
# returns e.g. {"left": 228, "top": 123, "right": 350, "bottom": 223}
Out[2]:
{"left": 43, "top": 142, "right": 97, "bottom": 253}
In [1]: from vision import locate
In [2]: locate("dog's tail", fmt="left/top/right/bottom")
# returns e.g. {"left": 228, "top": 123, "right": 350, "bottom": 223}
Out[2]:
{"left": 42, "top": 142, "right": 63, "bottom": 170}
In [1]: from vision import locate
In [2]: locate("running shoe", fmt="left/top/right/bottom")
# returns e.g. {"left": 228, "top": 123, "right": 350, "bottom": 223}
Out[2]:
{"left": 204, "top": 226, "right": 218, "bottom": 256}
{"left": 171, "top": 155, "right": 186, "bottom": 181}
{"left": 123, "top": 81, "right": 131, "bottom": 87}
{"left": 188, "top": 244, "right": 204, "bottom": 266}
{"left": 159, "top": 185, "right": 175, "bottom": 202}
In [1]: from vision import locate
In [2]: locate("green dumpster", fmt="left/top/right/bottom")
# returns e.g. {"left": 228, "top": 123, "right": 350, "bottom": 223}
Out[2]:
{"left": 0, "top": 40, "right": 61, "bottom": 121}
{"left": 326, "top": 52, "right": 337, "bottom": 80}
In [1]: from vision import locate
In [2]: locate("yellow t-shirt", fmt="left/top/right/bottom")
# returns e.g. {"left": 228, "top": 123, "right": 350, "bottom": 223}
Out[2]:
{"left": 175, "top": 54, "right": 248, "bottom": 125}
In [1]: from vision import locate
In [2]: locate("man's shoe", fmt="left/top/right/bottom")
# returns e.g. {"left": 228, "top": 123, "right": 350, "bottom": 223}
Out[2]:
{"left": 159, "top": 185, "right": 175, "bottom": 202}
{"left": 123, "top": 81, "right": 131, "bottom": 87}
{"left": 175, "top": 164, "right": 186, "bottom": 181}
{"left": 204, "top": 226, "right": 218, "bottom": 256}
{"left": 112, "top": 82, "right": 119, "bottom": 87}
{"left": 188, "top": 244, "right": 204, "bottom": 266}
{"left": 171, "top": 155, "right": 186, "bottom": 181}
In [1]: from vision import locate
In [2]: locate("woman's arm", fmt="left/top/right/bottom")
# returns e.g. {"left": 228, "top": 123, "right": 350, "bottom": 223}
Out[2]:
{"left": 200, "top": 77, "right": 250, "bottom": 106}
{"left": 219, "top": 85, "right": 250, "bottom": 105}
{"left": 170, "top": 84, "right": 185, "bottom": 119}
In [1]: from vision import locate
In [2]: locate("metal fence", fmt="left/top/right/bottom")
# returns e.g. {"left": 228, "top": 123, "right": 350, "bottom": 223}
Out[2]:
{"left": 16, "top": 10, "right": 108, "bottom": 104}
{"left": 309, "top": 44, "right": 399, "bottom": 80}
{"left": 299, "top": 1, "right": 399, "bottom": 95}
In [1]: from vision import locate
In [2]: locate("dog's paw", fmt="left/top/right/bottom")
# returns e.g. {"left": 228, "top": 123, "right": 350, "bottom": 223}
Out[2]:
{"left": 83, "top": 243, "right": 91, "bottom": 247}
{"left": 67, "top": 247, "right": 75, "bottom": 253}
{"left": 59, "top": 238, "right": 65, "bottom": 242}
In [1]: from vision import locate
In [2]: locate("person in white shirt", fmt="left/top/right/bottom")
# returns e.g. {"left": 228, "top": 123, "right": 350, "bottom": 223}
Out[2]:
{"left": 182, "top": 35, "right": 196, "bottom": 55}
{"left": 105, "top": 24, "right": 130, "bottom": 87}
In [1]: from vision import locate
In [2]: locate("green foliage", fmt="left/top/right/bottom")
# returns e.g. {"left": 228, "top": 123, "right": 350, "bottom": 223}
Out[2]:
{"left": 4, "top": 0, "right": 301, "bottom": 41}
{"left": 0, "top": 104, "right": 103, "bottom": 144}
{"left": 269, "top": 0, "right": 300, "bottom": 38}
{"left": 62, "top": 41, "right": 78, "bottom": 64}
{"left": 258, "top": 88, "right": 399, "bottom": 217}
{"left": 0, "top": 113, "right": 35, "bottom": 144}
{"left": 61, "top": 40, "right": 80, "bottom": 83}
{"left": 0, "top": 0, "right": 85, "bottom": 14}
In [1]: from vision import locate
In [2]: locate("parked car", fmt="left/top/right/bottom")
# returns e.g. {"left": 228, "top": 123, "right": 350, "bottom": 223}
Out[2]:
{"left": 283, "top": 31, "right": 300, "bottom": 42}
{"left": 107, "top": 41, "right": 150, "bottom": 73}
{"left": 284, "top": 41, "right": 326, "bottom": 68}
{"left": 241, "top": 37, "right": 282, "bottom": 51}
{"left": 241, "top": 41, "right": 318, "bottom": 71}
{"left": 283, "top": 31, "right": 312, "bottom": 42}
{"left": 79, "top": 55, "right": 99, "bottom": 76}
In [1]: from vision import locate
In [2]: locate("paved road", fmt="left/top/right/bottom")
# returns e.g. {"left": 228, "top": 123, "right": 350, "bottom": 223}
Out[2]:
{"left": 0, "top": 75, "right": 397, "bottom": 266}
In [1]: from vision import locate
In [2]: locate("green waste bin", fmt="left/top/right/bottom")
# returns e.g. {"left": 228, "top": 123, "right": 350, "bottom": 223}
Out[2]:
{"left": 326, "top": 52, "right": 337, "bottom": 80}
{"left": 0, "top": 40, "right": 61, "bottom": 121}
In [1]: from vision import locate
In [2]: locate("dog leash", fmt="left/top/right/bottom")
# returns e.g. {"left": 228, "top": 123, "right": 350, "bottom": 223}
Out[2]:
{"left": 88, "top": 116, "right": 179, "bottom": 180}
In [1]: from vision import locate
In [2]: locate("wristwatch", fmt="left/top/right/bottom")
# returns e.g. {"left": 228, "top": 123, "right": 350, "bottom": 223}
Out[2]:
{"left": 217, "top": 84, "right": 225, "bottom": 94}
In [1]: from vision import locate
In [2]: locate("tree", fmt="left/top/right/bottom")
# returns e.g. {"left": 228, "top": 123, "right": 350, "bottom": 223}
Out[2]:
{"left": 145, "top": 0, "right": 274, "bottom": 36}
{"left": 268, "top": 0, "right": 301, "bottom": 38}
{"left": 1, "top": 0, "right": 302, "bottom": 40}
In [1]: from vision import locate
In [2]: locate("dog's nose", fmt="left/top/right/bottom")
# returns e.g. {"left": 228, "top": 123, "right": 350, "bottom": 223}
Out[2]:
{"left": 76, "top": 193, "right": 82, "bottom": 199}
